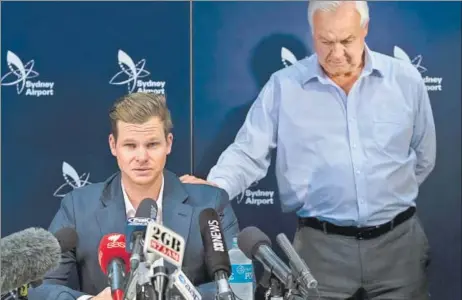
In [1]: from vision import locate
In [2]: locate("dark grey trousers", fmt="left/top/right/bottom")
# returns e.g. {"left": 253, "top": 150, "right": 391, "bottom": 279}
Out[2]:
{"left": 292, "top": 215, "right": 431, "bottom": 300}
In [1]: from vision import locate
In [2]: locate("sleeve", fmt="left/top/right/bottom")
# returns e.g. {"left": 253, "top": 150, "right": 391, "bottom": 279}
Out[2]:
{"left": 28, "top": 193, "right": 88, "bottom": 300}
{"left": 410, "top": 77, "right": 436, "bottom": 185}
{"left": 207, "top": 75, "right": 280, "bottom": 200}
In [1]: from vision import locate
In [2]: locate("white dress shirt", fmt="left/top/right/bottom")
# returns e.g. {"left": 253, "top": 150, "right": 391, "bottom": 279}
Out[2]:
{"left": 78, "top": 176, "right": 165, "bottom": 300}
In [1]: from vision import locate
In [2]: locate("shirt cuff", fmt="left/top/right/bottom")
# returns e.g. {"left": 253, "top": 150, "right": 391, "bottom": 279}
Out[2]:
{"left": 209, "top": 177, "right": 235, "bottom": 200}
{"left": 77, "top": 295, "right": 93, "bottom": 300}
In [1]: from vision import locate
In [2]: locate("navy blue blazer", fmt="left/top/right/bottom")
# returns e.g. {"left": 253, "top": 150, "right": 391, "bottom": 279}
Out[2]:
{"left": 28, "top": 170, "right": 239, "bottom": 300}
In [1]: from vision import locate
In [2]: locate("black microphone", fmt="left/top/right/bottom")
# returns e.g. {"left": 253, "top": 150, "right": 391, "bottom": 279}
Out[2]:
{"left": 276, "top": 233, "right": 317, "bottom": 290}
{"left": 127, "top": 198, "right": 158, "bottom": 271}
{"left": 199, "top": 208, "right": 235, "bottom": 300}
{"left": 0, "top": 227, "right": 78, "bottom": 292}
{"left": 124, "top": 199, "right": 158, "bottom": 300}
{"left": 237, "top": 227, "right": 293, "bottom": 289}
{"left": 151, "top": 266, "right": 168, "bottom": 300}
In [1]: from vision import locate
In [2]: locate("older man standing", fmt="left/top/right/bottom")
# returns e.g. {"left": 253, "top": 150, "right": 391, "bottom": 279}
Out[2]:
{"left": 182, "top": 1, "right": 436, "bottom": 299}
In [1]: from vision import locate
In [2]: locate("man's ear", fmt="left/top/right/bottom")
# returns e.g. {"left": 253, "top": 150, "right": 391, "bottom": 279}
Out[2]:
{"left": 109, "top": 133, "right": 117, "bottom": 156}
{"left": 166, "top": 133, "right": 173, "bottom": 155}
{"left": 363, "top": 21, "right": 369, "bottom": 36}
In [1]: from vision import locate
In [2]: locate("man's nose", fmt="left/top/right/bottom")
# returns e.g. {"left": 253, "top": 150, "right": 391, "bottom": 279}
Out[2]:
{"left": 331, "top": 43, "right": 345, "bottom": 59}
{"left": 136, "top": 147, "right": 149, "bottom": 161}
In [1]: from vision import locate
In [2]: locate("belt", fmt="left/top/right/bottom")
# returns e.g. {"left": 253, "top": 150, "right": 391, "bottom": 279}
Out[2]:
{"left": 298, "top": 207, "right": 416, "bottom": 240}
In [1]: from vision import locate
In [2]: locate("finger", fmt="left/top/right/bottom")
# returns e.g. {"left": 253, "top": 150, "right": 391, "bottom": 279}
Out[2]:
{"left": 183, "top": 178, "right": 200, "bottom": 184}
{"left": 179, "top": 176, "right": 191, "bottom": 182}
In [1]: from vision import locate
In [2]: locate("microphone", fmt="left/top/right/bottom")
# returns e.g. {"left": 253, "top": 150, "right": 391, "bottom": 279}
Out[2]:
{"left": 0, "top": 227, "right": 78, "bottom": 292}
{"left": 123, "top": 261, "right": 150, "bottom": 300}
{"left": 237, "top": 227, "right": 293, "bottom": 289}
{"left": 167, "top": 269, "right": 202, "bottom": 300}
{"left": 98, "top": 233, "right": 130, "bottom": 300}
{"left": 124, "top": 199, "right": 158, "bottom": 300}
{"left": 151, "top": 266, "right": 168, "bottom": 300}
{"left": 126, "top": 198, "right": 158, "bottom": 271}
{"left": 137, "top": 282, "right": 156, "bottom": 300}
{"left": 144, "top": 221, "right": 186, "bottom": 299}
{"left": 143, "top": 221, "right": 186, "bottom": 267}
{"left": 199, "top": 208, "right": 235, "bottom": 300}
{"left": 276, "top": 233, "right": 318, "bottom": 289}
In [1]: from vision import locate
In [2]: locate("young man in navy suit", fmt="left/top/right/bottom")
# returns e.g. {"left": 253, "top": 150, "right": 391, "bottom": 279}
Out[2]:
{"left": 29, "top": 92, "right": 239, "bottom": 300}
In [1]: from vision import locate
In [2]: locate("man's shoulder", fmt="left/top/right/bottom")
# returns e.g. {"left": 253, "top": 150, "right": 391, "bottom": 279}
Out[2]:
{"left": 371, "top": 49, "right": 423, "bottom": 83}
{"left": 61, "top": 179, "right": 107, "bottom": 207}
{"left": 270, "top": 55, "right": 317, "bottom": 84}
{"left": 182, "top": 183, "right": 230, "bottom": 208}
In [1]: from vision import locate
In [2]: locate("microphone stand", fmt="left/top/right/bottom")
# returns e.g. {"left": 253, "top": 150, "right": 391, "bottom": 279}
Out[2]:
{"left": 151, "top": 266, "right": 169, "bottom": 300}
{"left": 259, "top": 269, "right": 307, "bottom": 300}
{"left": 214, "top": 271, "right": 236, "bottom": 300}
{"left": 137, "top": 284, "right": 157, "bottom": 300}
{"left": 267, "top": 275, "right": 284, "bottom": 300}
{"left": 283, "top": 272, "right": 312, "bottom": 300}
{"left": 1, "top": 291, "right": 17, "bottom": 300}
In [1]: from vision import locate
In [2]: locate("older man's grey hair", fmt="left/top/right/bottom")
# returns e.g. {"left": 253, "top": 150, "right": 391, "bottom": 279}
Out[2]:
{"left": 308, "top": 1, "right": 370, "bottom": 33}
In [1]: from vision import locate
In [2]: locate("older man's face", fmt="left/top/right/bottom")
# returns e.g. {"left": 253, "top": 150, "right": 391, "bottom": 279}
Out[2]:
{"left": 312, "top": 2, "right": 368, "bottom": 77}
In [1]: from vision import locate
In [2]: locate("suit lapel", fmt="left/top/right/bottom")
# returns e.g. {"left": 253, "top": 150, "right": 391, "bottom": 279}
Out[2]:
{"left": 93, "top": 171, "right": 193, "bottom": 281}
{"left": 93, "top": 173, "right": 126, "bottom": 290}
{"left": 162, "top": 170, "right": 192, "bottom": 272}
{"left": 95, "top": 172, "right": 127, "bottom": 237}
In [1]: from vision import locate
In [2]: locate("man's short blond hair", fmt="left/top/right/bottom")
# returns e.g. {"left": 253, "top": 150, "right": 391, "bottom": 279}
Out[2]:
{"left": 109, "top": 92, "right": 173, "bottom": 139}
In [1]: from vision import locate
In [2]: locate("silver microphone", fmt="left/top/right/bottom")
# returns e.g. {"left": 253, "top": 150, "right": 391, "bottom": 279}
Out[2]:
{"left": 276, "top": 233, "right": 317, "bottom": 289}
{"left": 237, "top": 227, "right": 293, "bottom": 287}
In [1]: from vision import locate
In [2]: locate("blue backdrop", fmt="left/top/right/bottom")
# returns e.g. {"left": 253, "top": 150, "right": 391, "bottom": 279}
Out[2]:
{"left": 1, "top": 0, "right": 191, "bottom": 233}
{"left": 2, "top": 1, "right": 460, "bottom": 299}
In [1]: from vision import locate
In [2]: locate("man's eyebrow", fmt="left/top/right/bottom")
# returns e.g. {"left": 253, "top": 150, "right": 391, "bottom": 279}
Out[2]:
{"left": 121, "top": 139, "right": 136, "bottom": 143}
{"left": 342, "top": 35, "right": 355, "bottom": 41}
{"left": 319, "top": 35, "right": 355, "bottom": 42}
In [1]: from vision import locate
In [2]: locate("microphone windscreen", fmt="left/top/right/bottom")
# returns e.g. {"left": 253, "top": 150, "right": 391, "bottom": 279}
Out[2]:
{"left": 237, "top": 226, "right": 272, "bottom": 259}
{"left": 0, "top": 227, "right": 61, "bottom": 292}
{"left": 199, "top": 208, "right": 231, "bottom": 276}
{"left": 135, "top": 198, "right": 158, "bottom": 220}
{"left": 54, "top": 227, "right": 78, "bottom": 253}
{"left": 98, "top": 233, "right": 130, "bottom": 274}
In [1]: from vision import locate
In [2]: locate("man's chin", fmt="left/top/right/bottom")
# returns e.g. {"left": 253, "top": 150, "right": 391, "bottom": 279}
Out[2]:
{"left": 129, "top": 174, "right": 156, "bottom": 186}
{"left": 328, "top": 68, "right": 355, "bottom": 77}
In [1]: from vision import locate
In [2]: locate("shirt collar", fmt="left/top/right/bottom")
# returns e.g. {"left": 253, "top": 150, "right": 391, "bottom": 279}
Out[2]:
{"left": 121, "top": 175, "right": 165, "bottom": 219}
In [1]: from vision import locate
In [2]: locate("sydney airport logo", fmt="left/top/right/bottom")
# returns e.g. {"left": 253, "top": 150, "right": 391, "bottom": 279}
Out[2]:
{"left": 393, "top": 46, "right": 443, "bottom": 92}
{"left": 109, "top": 49, "right": 166, "bottom": 94}
{"left": 237, "top": 181, "right": 274, "bottom": 206}
{"left": 1, "top": 51, "right": 54, "bottom": 96}
{"left": 53, "top": 161, "right": 92, "bottom": 198}
{"left": 281, "top": 47, "right": 298, "bottom": 68}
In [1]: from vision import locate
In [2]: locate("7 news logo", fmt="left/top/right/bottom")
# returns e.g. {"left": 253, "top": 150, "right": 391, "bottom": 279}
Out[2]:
{"left": 107, "top": 234, "right": 125, "bottom": 248}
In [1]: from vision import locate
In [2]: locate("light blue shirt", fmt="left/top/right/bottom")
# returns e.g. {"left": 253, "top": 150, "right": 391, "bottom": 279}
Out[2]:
{"left": 207, "top": 46, "right": 436, "bottom": 226}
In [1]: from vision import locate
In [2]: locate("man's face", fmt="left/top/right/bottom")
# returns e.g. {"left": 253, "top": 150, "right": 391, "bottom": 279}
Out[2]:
{"left": 109, "top": 117, "right": 172, "bottom": 186}
{"left": 312, "top": 2, "right": 368, "bottom": 77}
